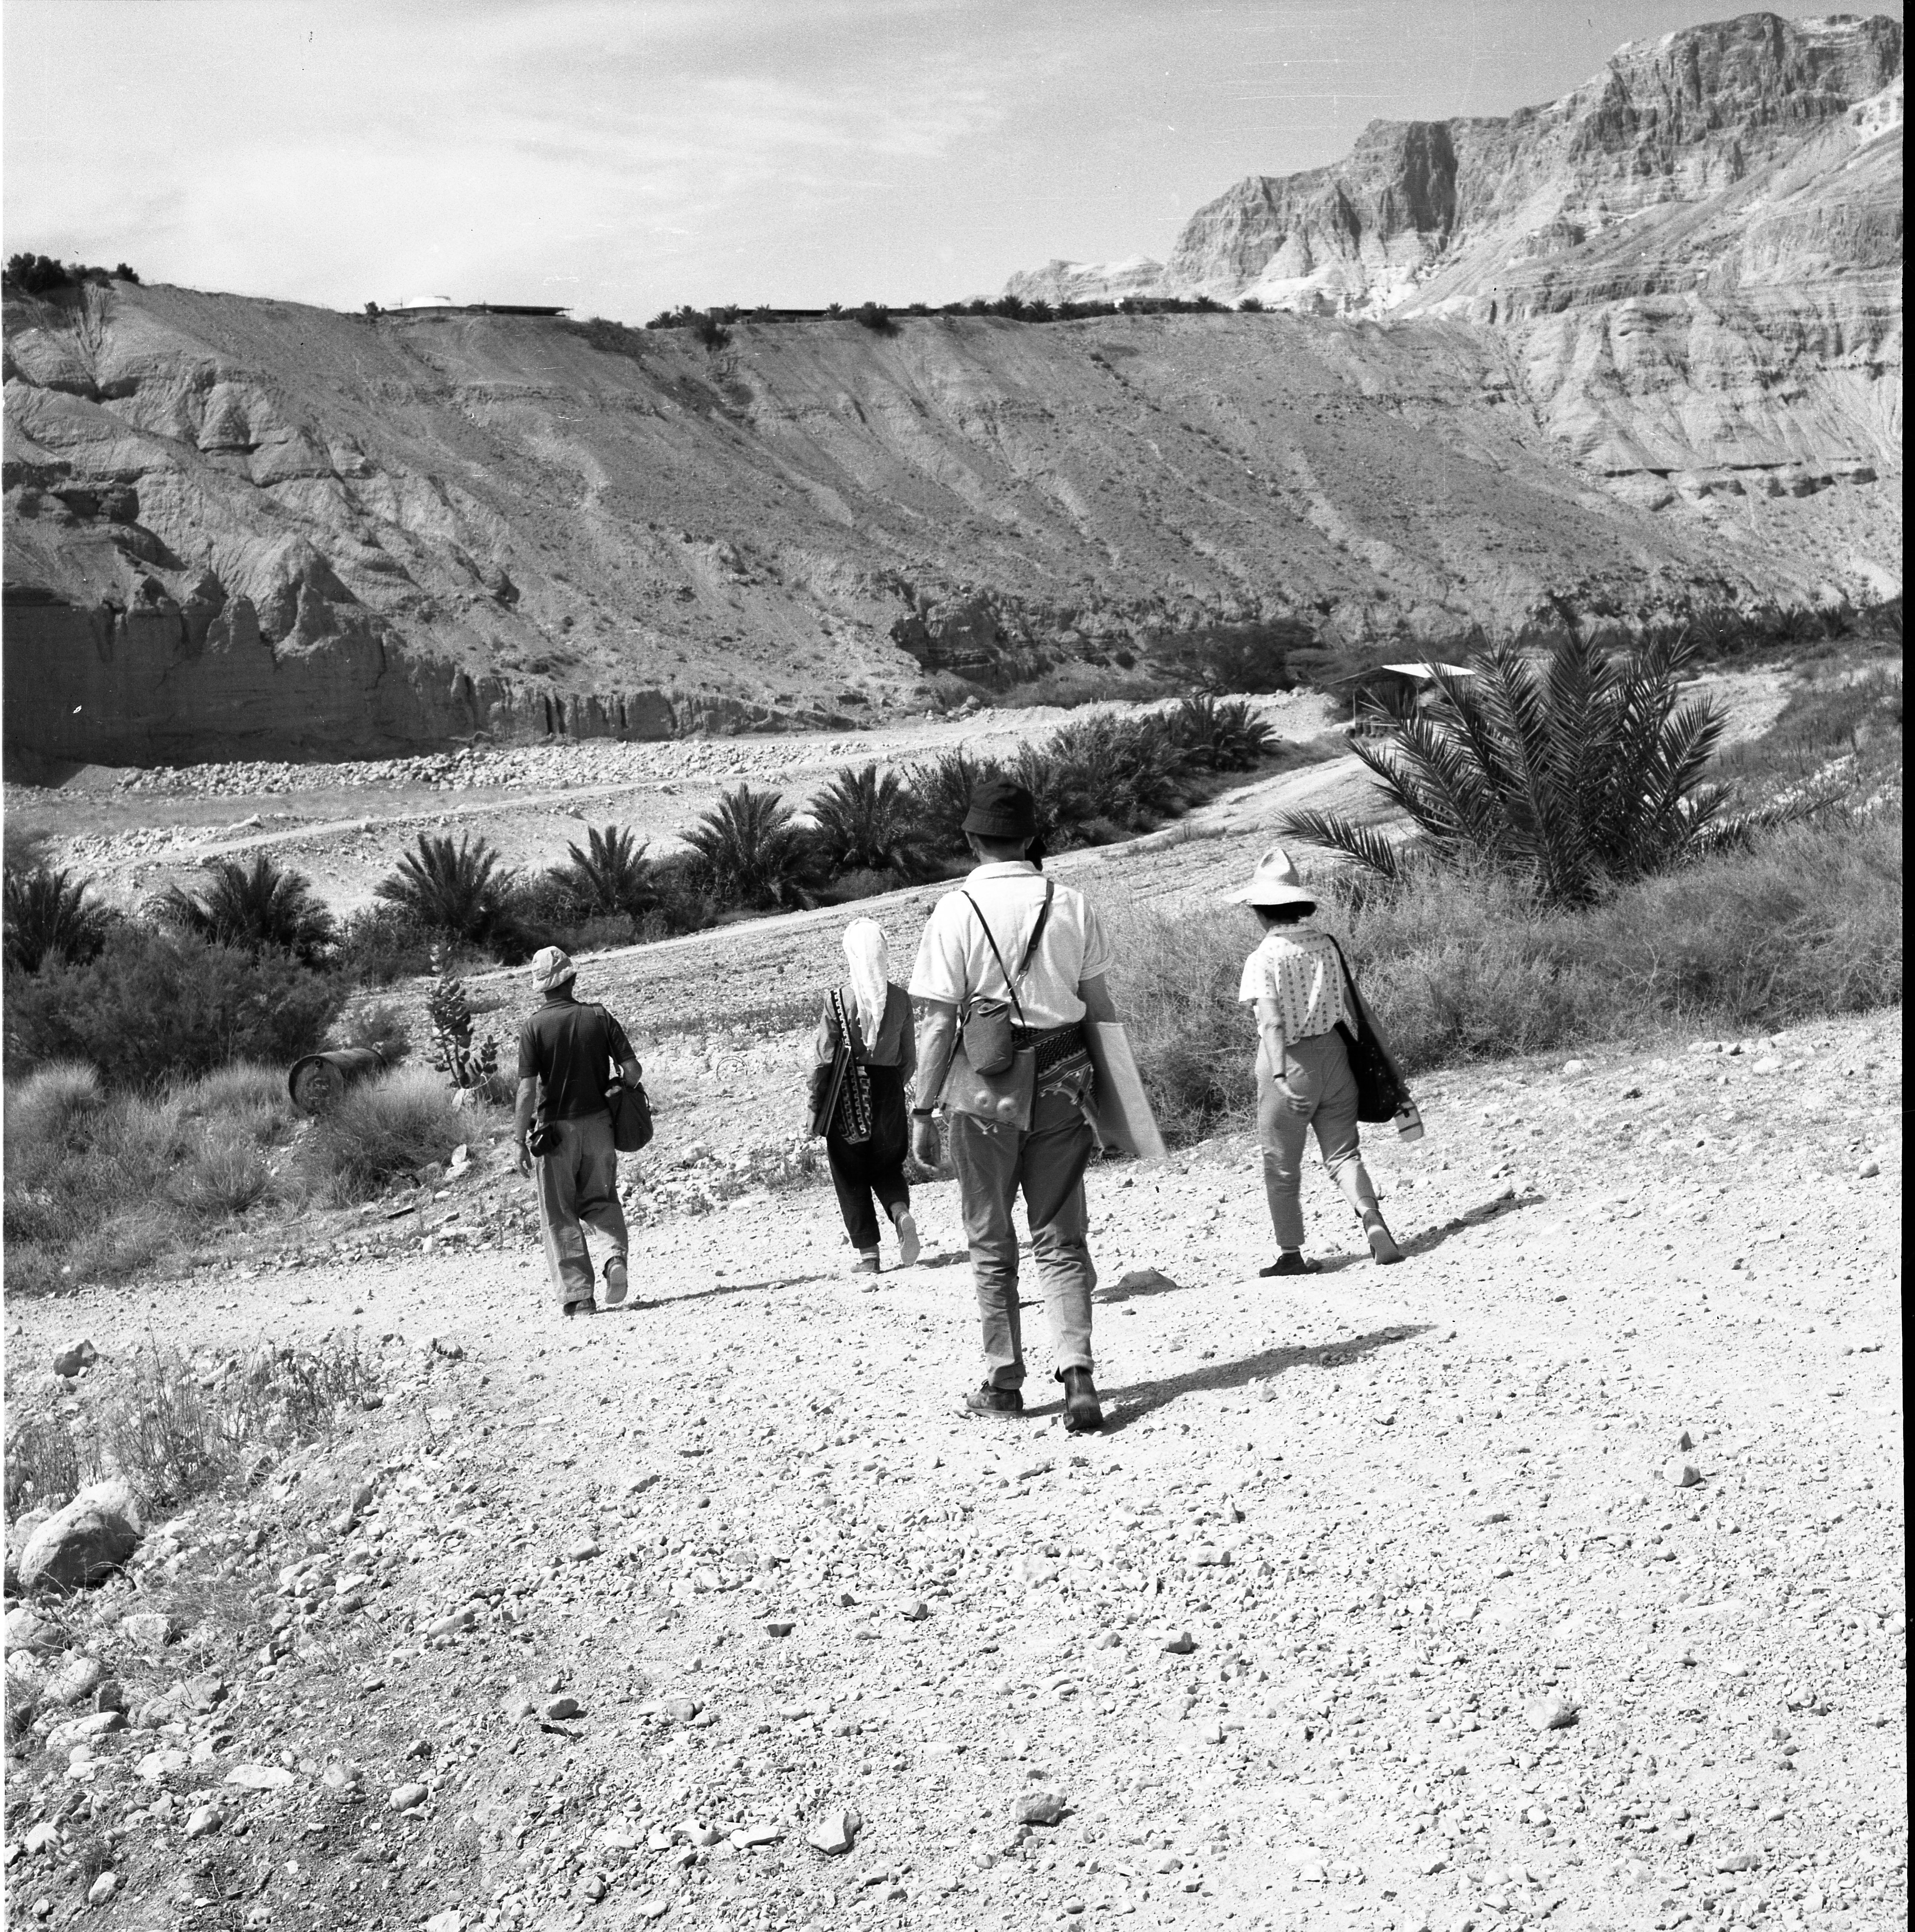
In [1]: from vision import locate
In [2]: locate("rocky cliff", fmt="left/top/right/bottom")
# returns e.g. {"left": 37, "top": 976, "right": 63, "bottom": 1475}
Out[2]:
{"left": 3, "top": 14, "right": 1900, "bottom": 770}
{"left": 1010, "top": 12, "right": 1902, "bottom": 524}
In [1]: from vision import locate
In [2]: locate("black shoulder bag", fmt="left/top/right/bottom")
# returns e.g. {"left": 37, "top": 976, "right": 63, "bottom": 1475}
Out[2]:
{"left": 1325, "top": 937, "right": 1408, "bottom": 1124}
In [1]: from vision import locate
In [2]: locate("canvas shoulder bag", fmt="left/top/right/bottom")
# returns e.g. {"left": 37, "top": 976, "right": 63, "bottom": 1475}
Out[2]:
{"left": 958, "top": 883, "right": 1054, "bottom": 1074}
{"left": 593, "top": 1004, "right": 654, "bottom": 1152}
{"left": 1324, "top": 938, "right": 1408, "bottom": 1125}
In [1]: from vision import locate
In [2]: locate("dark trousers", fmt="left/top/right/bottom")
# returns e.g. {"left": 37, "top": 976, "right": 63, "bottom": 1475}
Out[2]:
{"left": 826, "top": 1064, "right": 910, "bottom": 1250}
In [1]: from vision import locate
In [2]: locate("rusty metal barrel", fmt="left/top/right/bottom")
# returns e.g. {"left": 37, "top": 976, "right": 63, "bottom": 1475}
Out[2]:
{"left": 287, "top": 1047, "right": 388, "bottom": 1116}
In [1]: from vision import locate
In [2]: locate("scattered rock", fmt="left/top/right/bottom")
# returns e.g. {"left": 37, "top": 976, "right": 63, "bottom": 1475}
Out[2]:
{"left": 896, "top": 1597, "right": 929, "bottom": 1621}
{"left": 52, "top": 1340, "right": 98, "bottom": 1378}
{"left": 425, "top": 1912, "right": 464, "bottom": 1932}
{"left": 1526, "top": 1693, "right": 1578, "bottom": 1731}
{"left": 42, "top": 1653, "right": 106, "bottom": 1708}
{"left": 1016, "top": 1790, "right": 1068, "bottom": 1826}
{"left": 85, "top": 1872, "right": 117, "bottom": 1907}
{"left": 1663, "top": 1457, "right": 1702, "bottom": 1488}
{"left": 543, "top": 1695, "right": 582, "bottom": 1721}
{"left": 183, "top": 1807, "right": 223, "bottom": 1840}
{"left": 1560, "top": 1059, "right": 1587, "bottom": 1076}
{"left": 389, "top": 1782, "right": 430, "bottom": 1812}
{"left": 1161, "top": 1630, "right": 1196, "bottom": 1655}
{"left": 764, "top": 1618, "right": 795, "bottom": 1638}
{"left": 17, "top": 1480, "right": 143, "bottom": 1593}
{"left": 225, "top": 1764, "right": 297, "bottom": 1790}
{"left": 566, "top": 1538, "right": 601, "bottom": 1563}
{"left": 807, "top": 1810, "right": 858, "bottom": 1855}
{"left": 1112, "top": 1267, "right": 1181, "bottom": 1297}
{"left": 432, "top": 1335, "right": 465, "bottom": 1360}
{"left": 1857, "top": 1158, "right": 1880, "bottom": 1178}
{"left": 120, "top": 1611, "right": 173, "bottom": 1649}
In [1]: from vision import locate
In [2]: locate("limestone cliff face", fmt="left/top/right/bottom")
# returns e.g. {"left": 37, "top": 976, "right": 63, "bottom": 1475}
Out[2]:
{"left": 1008, "top": 13, "right": 1902, "bottom": 512}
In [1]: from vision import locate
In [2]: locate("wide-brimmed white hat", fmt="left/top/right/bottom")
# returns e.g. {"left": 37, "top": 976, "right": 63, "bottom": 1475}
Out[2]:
{"left": 530, "top": 945, "right": 576, "bottom": 992}
{"left": 1232, "top": 843, "right": 1317, "bottom": 909}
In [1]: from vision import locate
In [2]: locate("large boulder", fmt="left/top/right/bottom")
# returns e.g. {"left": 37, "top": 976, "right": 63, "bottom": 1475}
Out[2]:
{"left": 17, "top": 1480, "right": 144, "bottom": 1593}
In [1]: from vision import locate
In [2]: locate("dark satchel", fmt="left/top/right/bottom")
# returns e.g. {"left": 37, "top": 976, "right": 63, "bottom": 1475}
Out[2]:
{"left": 605, "top": 1072, "right": 654, "bottom": 1153}
{"left": 527, "top": 1114, "right": 561, "bottom": 1158}
{"left": 1326, "top": 936, "right": 1407, "bottom": 1124}
{"left": 959, "top": 885, "right": 1053, "bottom": 1075}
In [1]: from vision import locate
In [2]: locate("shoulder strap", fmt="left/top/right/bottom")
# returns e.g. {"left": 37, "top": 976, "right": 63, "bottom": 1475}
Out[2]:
{"left": 1017, "top": 881, "right": 1056, "bottom": 976}
{"left": 830, "top": 989, "right": 864, "bottom": 1064}
{"left": 1323, "top": 934, "right": 1362, "bottom": 1008}
{"left": 961, "top": 891, "right": 1028, "bottom": 1027}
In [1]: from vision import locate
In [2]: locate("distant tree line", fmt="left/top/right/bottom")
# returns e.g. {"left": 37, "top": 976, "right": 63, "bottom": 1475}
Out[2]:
{"left": 3, "top": 255, "right": 139, "bottom": 294}
{"left": 641, "top": 291, "right": 1261, "bottom": 343}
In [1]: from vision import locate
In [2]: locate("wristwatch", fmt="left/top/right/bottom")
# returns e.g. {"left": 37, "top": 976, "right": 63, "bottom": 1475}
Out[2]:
{"left": 910, "top": 1106, "right": 937, "bottom": 1118}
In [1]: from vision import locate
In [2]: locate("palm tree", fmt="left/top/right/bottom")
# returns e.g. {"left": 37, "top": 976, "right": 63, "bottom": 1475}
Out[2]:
{"left": 554, "top": 825, "right": 654, "bottom": 918}
{"left": 905, "top": 749, "right": 1003, "bottom": 856}
{"left": 1167, "top": 693, "right": 1278, "bottom": 771}
{"left": 683, "top": 786, "right": 818, "bottom": 910}
{"left": 152, "top": 853, "right": 336, "bottom": 963}
{"left": 807, "top": 765, "right": 930, "bottom": 878}
{"left": 1048, "top": 713, "right": 1191, "bottom": 830}
{"left": 1275, "top": 630, "right": 1794, "bottom": 906}
{"left": 375, "top": 832, "right": 518, "bottom": 943}
{"left": 2, "top": 865, "right": 112, "bottom": 974}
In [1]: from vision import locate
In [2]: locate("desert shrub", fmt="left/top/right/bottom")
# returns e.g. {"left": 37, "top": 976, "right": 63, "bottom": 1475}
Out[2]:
{"left": 3, "top": 926, "right": 347, "bottom": 1090}
{"left": 4, "top": 253, "right": 73, "bottom": 295}
{"left": 907, "top": 750, "right": 1004, "bottom": 856}
{"left": 807, "top": 765, "right": 930, "bottom": 878}
{"left": 825, "top": 868, "right": 900, "bottom": 903}
{"left": 3, "top": 864, "right": 114, "bottom": 973}
{"left": 150, "top": 853, "right": 337, "bottom": 963}
{"left": 1712, "top": 665, "right": 1903, "bottom": 801}
{"left": 1278, "top": 630, "right": 1800, "bottom": 904}
{"left": 1, "top": 1062, "right": 302, "bottom": 1295}
{"left": 642, "top": 852, "right": 719, "bottom": 935}
{"left": 333, "top": 1001, "right": 411, "bottom": 1063}
{"left": 375, "top": 832, "right": 521, "bottom": 952}
{"left": 301, "top": 1064, "right": 478, "bottom": 1202}
{"left": 336, "top": 901, "right": 438, "bottom": 983}
{"left": 1104, "top": 804, "right": 1902, "bottom": 1141}
{"left": 553, "top": 825, "right": 654, "bottom": 919}
{"left": 683, "top": 785, "right": 819, "bottom": 910}
{"left": 855, "top": 303, "right": 896, "bottom": 334}
{"left": 1169, "top": 693, "right": 1278, "bottom": 771}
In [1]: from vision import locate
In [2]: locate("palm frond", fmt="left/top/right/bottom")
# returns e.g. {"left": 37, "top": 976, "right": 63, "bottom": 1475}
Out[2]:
{"left": 1271, "top": 809, "right": 1404, "bottom": 879}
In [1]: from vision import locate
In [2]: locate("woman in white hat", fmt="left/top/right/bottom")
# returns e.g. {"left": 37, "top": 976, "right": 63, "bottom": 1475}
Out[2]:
{"left": 1236, "top": 846, "right": 1402, "bottom": 1272}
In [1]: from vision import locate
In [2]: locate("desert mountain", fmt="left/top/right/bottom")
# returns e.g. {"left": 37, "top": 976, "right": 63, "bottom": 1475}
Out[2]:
{"left": 3, "top": 12, "right": 1900, "bottom": 770}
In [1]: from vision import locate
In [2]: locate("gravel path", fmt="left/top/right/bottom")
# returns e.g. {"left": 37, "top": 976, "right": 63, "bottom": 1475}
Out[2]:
{"left": 5, "top": 1009, "right": 1902, "bottom": 1932}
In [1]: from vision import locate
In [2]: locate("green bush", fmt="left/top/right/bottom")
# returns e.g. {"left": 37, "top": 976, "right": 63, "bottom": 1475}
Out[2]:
{"left": 3, "top": 927, "right": 346, "bottom": 1091}
{"left": 907, "top": 750, "right": 1003, "bottom": 857}
{"left": 336, "top": 902, "right": 439, "bottom": 983}
{"left": 300, "top": 1065, "right": 481, "bottom": 1203}
{"left": 3, "top": 864, "right": 114, "bottom": 973}
{"left": 1048, "top": 712, "right": 1191, "bottom": 832}
{"left": 1169, "top": 693, "right": 1278, "bottom": 771}
{"left": 150, "top": 853, "right": 336, "bottom": 963}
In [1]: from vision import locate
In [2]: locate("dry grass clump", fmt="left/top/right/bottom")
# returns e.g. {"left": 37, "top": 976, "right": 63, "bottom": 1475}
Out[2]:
{"left": 4, "top": 1337, "right": 377, "bottom": 1520}
{"left": 2, "top": 1061, "right": 305, "bottom": 1295}
{"left": 1109, "top": 806, "right": 1902, "bottom": 1142}
{"left": 299, "top": 1063, "right": 483, "bottom": 1204}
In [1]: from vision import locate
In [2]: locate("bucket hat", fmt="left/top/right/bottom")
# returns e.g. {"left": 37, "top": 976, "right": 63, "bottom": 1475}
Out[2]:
{"left": 1233, "top": 843, "right": 1317, "bottom": 910}
{"left": 962, "top": 776, "right": 1038, "bottom": 841}
{"left": 530, "top": 945, "right": 577, "bottom": 993}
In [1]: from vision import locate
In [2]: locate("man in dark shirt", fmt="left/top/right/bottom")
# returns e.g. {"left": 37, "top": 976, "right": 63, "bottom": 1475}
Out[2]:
{"left": 514, "top": 946, "right": 642, "bottom": 1316}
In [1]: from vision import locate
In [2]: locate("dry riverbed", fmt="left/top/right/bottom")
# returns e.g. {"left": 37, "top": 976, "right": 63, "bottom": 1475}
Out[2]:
{"left": 3, "top": 1008, "right": 1903, "bottom": 1932}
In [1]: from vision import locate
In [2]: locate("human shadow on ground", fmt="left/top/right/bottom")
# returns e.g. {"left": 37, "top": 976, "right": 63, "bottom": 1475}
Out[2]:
{"left": 1097, "top": 1322, "right": 1432, "bottom": 1433}
{"left": 1399, "top": 1187, "right": 1544, "bottom": 1260}
{"left": 627, "top": 1271, "right": 835, "bottom": 1311}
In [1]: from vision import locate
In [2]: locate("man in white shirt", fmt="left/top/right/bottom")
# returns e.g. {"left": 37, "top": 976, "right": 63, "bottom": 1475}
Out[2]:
{"left": 909, "top": 776, "right": 1118, "bottom": 1431}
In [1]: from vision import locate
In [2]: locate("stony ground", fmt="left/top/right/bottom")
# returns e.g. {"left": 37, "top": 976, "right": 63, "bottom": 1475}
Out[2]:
{"left": 4, "top": 1006, "right": 1902, "bottom": 1932}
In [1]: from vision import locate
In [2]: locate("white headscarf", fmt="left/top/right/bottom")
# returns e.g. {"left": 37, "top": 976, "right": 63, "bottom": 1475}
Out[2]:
{"left": 842, "top": 919, "right": 890, "bottom": 1048}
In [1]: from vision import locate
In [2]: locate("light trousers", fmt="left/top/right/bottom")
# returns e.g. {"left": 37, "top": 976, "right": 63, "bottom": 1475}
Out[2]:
{"left": 948, "top": 1084, "right": 1097, "bottom": 1387}
{"left": 535, "top": 1112, "right": 628, "bottom": 1307}
{"left": 1256, "top": 1029, "right": 1380, "bottom": 1250}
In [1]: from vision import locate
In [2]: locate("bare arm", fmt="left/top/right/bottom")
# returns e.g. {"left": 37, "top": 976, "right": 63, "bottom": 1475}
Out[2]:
{"left": 912, "top": 999, "right": 959, "bottom": 1110}
{"left": 1077, "top": 972, "right": 1117, "bottom": 1024}
{"left": 514, "top": 1075, "right": 537, "bottom": 1142}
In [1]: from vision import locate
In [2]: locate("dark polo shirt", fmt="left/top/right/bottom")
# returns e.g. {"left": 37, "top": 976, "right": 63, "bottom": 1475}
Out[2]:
{"left": 516, "top": 994, "right": 634, "bottom": 1122}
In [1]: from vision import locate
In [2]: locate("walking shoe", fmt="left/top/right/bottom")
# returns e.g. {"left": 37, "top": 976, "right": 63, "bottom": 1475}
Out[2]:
{"left": 562, "top": 1300, "right": 599, "bottom": 1317}
{"left": 1259, "top": 1251, "right": 1318, "bottom": 1277}
{"left": 892, "top": 1209, "right": 921, "bottom": 1268}
{"left": 854, "top": 1250, "right": 881, "bottom": 1275}
{"left": 603, "top": 1256, "right": 629, "bottom": 1307}
{"left": 963, "top": 1383, "right": 1025, "bottom": 1418}
{"left": 1363, "top": 1212, "right": 1403, "bottom": 1265}
{"left": 1058, "top": 1367, "right": 1104, "bottom": 1434}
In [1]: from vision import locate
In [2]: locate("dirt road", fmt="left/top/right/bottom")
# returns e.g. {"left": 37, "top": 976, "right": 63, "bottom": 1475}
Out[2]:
{"left": 5, "top": 1007, "right": 1901, "bottom": 1931}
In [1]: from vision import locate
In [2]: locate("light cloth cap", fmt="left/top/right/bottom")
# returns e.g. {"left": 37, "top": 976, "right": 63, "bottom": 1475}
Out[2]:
{"left": 1233, "top": 843, "right": 1317, "bottom": 909}
{"left": 531, "top": 945, "right": 576, "bottom": 992}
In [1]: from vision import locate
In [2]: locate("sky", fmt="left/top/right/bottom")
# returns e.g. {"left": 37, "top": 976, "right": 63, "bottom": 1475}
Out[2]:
{"left": 3, "top": 0, "right": 1902, "bottom": 320}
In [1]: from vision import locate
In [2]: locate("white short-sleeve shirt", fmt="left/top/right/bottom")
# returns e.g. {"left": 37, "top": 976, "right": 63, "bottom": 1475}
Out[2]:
{"left": 909, "top": 862, "right": 1114, "bottom": 1029}
{"left": 1237, "top": 926, "right": 1350, "bottom": 1041}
